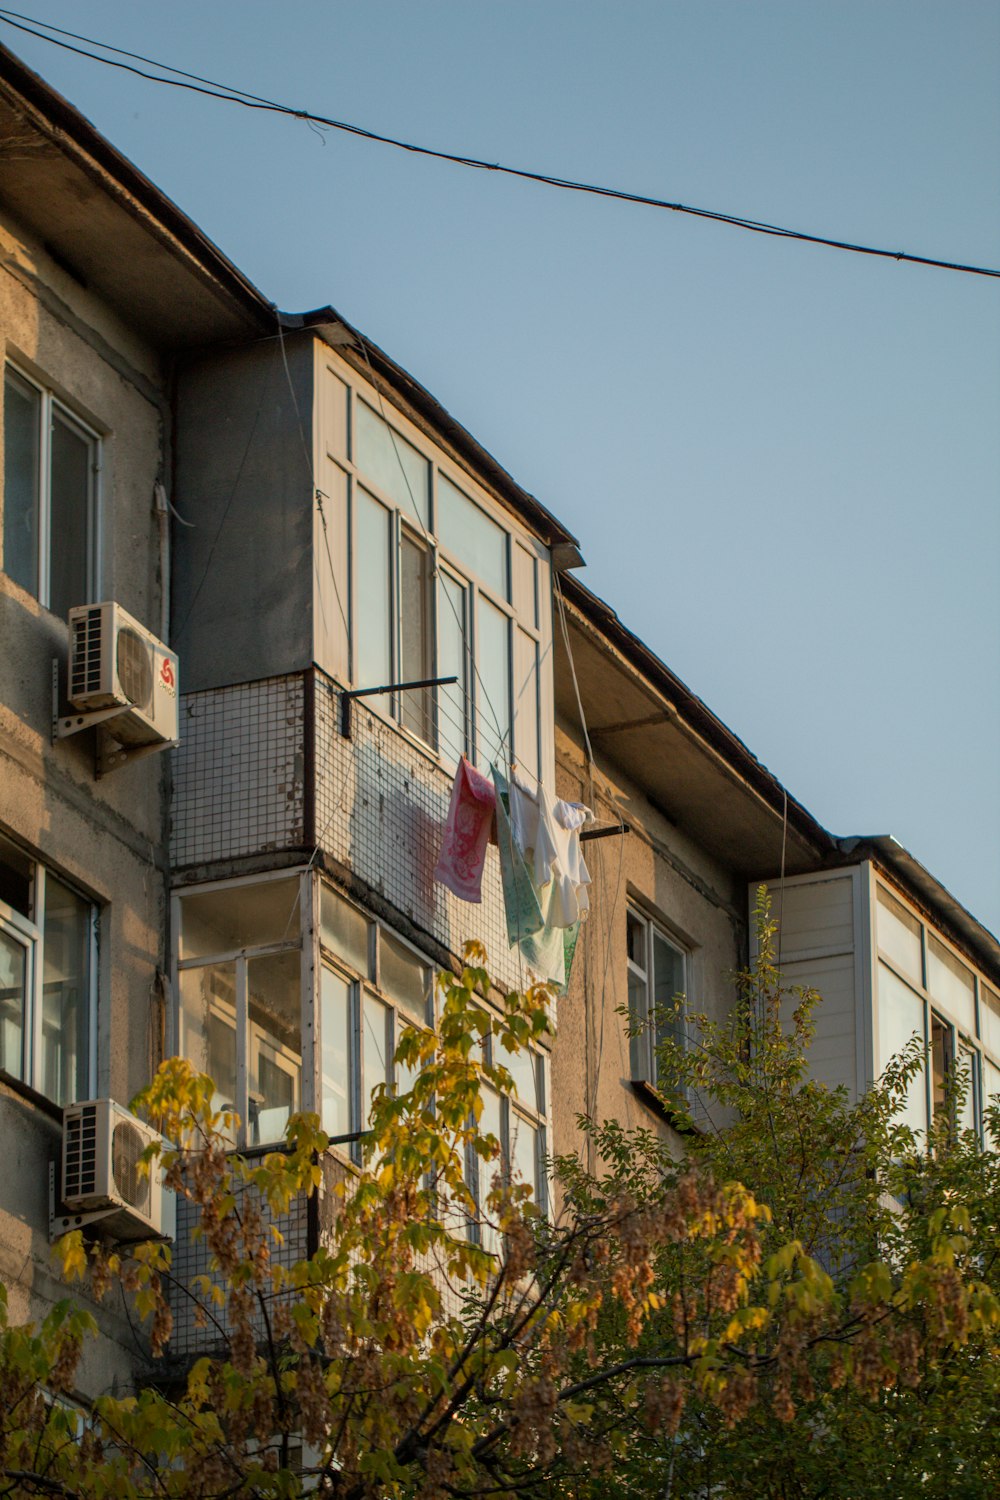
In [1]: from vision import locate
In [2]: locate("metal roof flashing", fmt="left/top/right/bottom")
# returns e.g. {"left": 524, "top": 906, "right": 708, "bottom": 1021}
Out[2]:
{"left": 836, "top": 835, "right": 1000, "bottom": 983}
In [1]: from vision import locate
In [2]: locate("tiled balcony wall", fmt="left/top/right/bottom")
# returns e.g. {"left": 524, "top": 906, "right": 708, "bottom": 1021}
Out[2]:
{"left": 173, "top": 670, "right": 524, "bottom": 992}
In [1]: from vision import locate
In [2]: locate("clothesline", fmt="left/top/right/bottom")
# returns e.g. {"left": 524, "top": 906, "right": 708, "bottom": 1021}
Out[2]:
{"left": 433, "top": 755, "right": 594, "bottom": 994}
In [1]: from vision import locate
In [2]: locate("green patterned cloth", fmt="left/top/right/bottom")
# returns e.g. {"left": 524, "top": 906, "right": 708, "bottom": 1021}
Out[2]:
{"left": 491, "top": 766, "right": 579, "bottom": 993}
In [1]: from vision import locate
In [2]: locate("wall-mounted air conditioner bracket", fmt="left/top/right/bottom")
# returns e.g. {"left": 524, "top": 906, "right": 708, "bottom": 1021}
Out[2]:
{"left": 97, "top": 730, "right": 179, "bottom": 779}
{"left": 48, "top": 1160, "right": 120, "bottom": 1242}
{"left": 54, "top": 706, "right": 128, "bottom": 741}
{"left": 52, "top": 658, "right": 126, "bottom": 743}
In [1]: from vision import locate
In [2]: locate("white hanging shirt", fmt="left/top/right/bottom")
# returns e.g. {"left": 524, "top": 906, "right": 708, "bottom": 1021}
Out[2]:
{"left": 509, "top": 773, "right": 593, "bottom": 928}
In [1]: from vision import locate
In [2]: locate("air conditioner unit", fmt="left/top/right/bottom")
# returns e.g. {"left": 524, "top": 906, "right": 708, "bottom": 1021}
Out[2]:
{"left": 62, "top": 1099, "right": 173, "bottom": 1241}
{"left": 67, "top": 601, "right": 178, "bottom": 746}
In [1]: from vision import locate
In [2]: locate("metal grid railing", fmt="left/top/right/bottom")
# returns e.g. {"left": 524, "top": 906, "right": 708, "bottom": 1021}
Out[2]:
{"left": 171, "top": 675, "right": 306, "bottom": 868}
{"left": 314, "top": 673, "right": 523, "bottom": 992}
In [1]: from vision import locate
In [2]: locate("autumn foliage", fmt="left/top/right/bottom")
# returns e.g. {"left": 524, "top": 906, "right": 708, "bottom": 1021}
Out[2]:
{"left": 1, "top": 907, "right": 998, "bottom": 1497}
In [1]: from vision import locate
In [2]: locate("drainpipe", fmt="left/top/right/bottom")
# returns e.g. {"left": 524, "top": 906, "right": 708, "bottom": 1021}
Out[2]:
{"left": 154, "top": 480, "right": 170, "bottom": 642}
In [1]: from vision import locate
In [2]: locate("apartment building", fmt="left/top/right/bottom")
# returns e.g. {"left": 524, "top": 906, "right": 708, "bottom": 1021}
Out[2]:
{"left": 0, "top": 41, "right": 997, "bottom": 1402}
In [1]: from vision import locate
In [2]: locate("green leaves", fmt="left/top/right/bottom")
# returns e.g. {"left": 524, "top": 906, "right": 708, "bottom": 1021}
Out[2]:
{"left": 3, "top": 916, "right": 996, "bottom": 1499}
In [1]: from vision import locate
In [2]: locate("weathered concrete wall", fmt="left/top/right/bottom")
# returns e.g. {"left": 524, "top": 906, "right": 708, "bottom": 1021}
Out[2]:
{"left": 0, "top": 1086, "right": 151, "bottom": 1397}
{"left": 550, "top": 717, "right": 747, "bottom": 1166}
{"left": 0, "top": 209, "right": 168, "bottom": 1394}
{"left": 173, "top": 336, "right": 315, "bottom": 690}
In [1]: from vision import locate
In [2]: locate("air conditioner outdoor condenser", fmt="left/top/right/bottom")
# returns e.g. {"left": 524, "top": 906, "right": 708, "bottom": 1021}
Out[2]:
{"left": 61, "top": 1098, "right": 173, "bottom": 1241}
{"left": 67, "top": 601, "right": 178, "bottom": 746}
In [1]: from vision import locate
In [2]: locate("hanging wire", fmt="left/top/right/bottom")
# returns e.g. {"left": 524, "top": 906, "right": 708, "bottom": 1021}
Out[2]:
{"left": 2, "top": 8, "right": 998, "bottom": 281}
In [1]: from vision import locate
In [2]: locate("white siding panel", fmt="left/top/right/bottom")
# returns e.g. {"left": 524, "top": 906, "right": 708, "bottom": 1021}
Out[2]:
{"left": 781, "top": 953, "right": 858, "bottom": 1097}
{"left": 772, "top": 876, "right": 855, "bottom": 955}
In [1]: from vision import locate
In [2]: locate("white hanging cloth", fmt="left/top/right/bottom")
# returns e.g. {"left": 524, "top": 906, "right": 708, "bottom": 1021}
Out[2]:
{"left": 509, "top": 772, "right": 593, "bottom": 928}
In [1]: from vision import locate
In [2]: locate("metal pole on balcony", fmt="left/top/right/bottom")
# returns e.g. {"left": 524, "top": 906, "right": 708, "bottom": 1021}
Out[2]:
{"left": 339, "top": 676, "right": 458, "bottom": 738}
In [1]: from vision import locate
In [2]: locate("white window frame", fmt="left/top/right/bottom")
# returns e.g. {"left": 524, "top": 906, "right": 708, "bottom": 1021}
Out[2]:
{"left": 317, "top": 882, "right": 551, "bottom": 1210}
{"left": 3, "top": 362, "right": 102, "bottom": 615}
{"left": 314, "top": 350, "right": 551, "bottom": 781}
{"left": 627, "top": 903, "right": 688, "bottom": 1089}
{"left": 317, "top": 885, "right": 434, "bottom": 1161}
{"left": 173, "top": 870, "right": 310, "bottom": 1151}
{"left": 0, "top": 851, "right": 97, "bottom": 1105}
{"left": 0, "top": 900, "right": 37, "bottom": 1086}
{"left": 469, "top": 1026, "right": 549, "bottom": 1231}
{"left": 871, "top": 873, "right": 1000, "bottom": 1143}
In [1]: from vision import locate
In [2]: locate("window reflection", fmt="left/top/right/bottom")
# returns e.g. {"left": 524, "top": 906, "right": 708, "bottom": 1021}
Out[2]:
{"left": 248, "top": 950, "right": 301, "bottom": 1146}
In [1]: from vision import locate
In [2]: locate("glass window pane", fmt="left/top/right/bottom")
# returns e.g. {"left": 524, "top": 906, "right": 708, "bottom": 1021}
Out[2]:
{"left": 363, "top": 991, "right": 391, "bottom": 1112}
{"left": 499, "top": 1042, "right": 538, "bottom": 1111}
{"left": 3, "top": 369, "right": 40, "bottom": 598}
{"left": 513, "top": 628, "right": 539, "bottom": 786}
{"left": 0, "top": 922, "right": 28, "bottom": 1081}
{"left": 876, "top": 960, "right": 926, "bottom": 1135}
{"left": 510, "top": 1111, "right": 538, "bottom": 1201}
{"left": 512, "top": 543, "right": 537, "bottom": 628}
{"left": 394, "top": 1029, "right": 424, "bottom": 1103}
{"left": 930, "top": 1015, "right": 954, "bottom": 1131}
{"left": 0, "top": 833, "right": 32, "bottom": 918}
{"left": 320, "top": 887, "right": 370, "bottom": 976}
{"left": 476, "top": 598, "right": 511, "bottom": 771}
{"left": 179, "top": 878, "right": 300, "bottom": 960}
{"left": 926, "top": 935, "right": 976, "bottom": 1034}
{"left": 355, "top": 488, "right": 392, "bottom": 691}
{"left": 981, "top": 986, "right": 1000, "bottom": 1057}
{"left": 179, "top": 963, "right": 237, "bottom": 1144}
{"left": 478, "top": 1084, "right": 503, "bottom": 1255}
{"left": 437, "top": 475, "right": 508, "bottom": 599}
{"left": 355, "top": 401, "right": 429, "bottom": 527}
{"left": 49, "top": 410, "right": 92, "bottom": 621}
{"left": 627, "top": 966, "right": 649, "bottom": 1081}
{"left": 315, "top": 464, "right": 350, "bottom": 681}
{"left": 876, "top": 888, "right": 923, "bottom": 985}
{"left": 321, "top": 368, "right": 349, "bottom": 460}
{"left": 652, "top": 931, "right": 686, "bottom": 1058}
{"left": 248, "top": 950, "right": 301, "bottom": 1146}
{"left": 983, "top": 1056, "right": 1000, "bottom": 1147}
{"left": 626, "top": 910, "right": 646, "bottom": 971}
{"left": 398, "top": 530, "right": 433, "bottom": 742}
{"left": 380, "top": 931, "right": 430, "bottom": 1021}
{"left": 320, "top": 967, "right": 352, "bottom": 1139}
{"left": 438, "top": 572, "right": 469, "bottom": 763}
{"left": 40, "top": 876, "right": 91, "bottom": 1105}
{"left": 957, "top": 1044, "right": 977, "bottom": 1135}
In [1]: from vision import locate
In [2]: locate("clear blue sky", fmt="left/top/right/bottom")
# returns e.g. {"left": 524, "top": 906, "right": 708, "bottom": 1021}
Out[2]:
{"left": 6, "top": 2, "right": 998, "bottom": 933}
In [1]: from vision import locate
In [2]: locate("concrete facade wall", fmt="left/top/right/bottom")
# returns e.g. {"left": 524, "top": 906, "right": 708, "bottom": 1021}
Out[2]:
{"left": 172, "top": 336, "right": 315, "bottom": 691}
{"left": 0, "top": 207, "right": 170, "bottom": 1393}
{"left": 549, "top": 717, "right": 747, "bottom": 1164}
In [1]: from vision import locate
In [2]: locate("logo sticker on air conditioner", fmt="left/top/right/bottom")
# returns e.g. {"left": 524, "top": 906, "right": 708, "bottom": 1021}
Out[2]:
{"left": 159, "top": 656, "right": 176, "bottom": 697}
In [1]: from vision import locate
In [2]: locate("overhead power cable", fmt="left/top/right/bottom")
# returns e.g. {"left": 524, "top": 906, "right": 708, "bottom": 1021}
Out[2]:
{"left": 2, "top": 7, "right": 998, "bottom": 281}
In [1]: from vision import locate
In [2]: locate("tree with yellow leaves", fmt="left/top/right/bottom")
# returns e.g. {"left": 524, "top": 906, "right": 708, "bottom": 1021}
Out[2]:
{"left": 0, "top": 911, "right": 997, "bottom": 1497}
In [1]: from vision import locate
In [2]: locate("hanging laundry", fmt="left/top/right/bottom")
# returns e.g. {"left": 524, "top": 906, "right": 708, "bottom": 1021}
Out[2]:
{"left": 546, "top": 796, "right": 594, "bottom": 927}
{"left": 491, "top": 766, "right": 545, "bottom": 947}
{"left": 517, "top": 918, "right": 581, "bottom": 1000}
{"left": 492, "top": 766, "right": 584, "bottom": 994}
{"left": 509, "top": 772, "right": 559, "bottom": 891}
{"left": 519, "top": 920, "right": 566, "bottom": 992}
{"left": 562, "top": 920, "right": 581, "bottom": 990}
{"left": 509, "top": 772, "right": 593, "bottom": 929}
{"left": 433, "top": 757, "right": 497, "bottom": 903}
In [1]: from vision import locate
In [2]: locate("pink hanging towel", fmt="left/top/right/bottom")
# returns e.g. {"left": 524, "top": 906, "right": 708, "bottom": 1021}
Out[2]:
{"left": 434, "top": 757, "right": 497, "bottom": 903}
